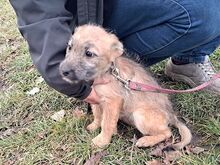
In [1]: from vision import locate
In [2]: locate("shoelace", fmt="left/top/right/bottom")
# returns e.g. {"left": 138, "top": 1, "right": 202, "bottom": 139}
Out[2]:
{"left": 198, "top": 60, "right": 216, "bottom": 79}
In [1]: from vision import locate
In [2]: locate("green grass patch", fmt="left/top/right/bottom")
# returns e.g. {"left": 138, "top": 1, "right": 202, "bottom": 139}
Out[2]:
{"left": 1, "top": 0, "right": 220, "bottom": 164}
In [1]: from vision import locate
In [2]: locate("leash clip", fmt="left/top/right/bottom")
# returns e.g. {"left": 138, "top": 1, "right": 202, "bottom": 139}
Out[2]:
{"left": 111, "top": 62, "right": 130, "bottom": 90}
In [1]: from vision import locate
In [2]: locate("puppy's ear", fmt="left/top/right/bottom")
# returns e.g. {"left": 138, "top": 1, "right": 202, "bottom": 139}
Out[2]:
{"left": 111, "top": 40, "right": 124, "bottom": 59}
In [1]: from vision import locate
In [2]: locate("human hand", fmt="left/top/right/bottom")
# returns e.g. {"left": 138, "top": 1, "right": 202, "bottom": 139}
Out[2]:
{"left": 83, "top": 87, "right": 100, "bottom": 104}
{"left": 83, "top": 77, "right": 111, "bottom": 104}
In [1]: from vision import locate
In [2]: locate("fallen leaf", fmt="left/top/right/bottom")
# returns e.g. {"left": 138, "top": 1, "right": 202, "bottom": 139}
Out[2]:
{"left": 37, "top": 133, "right": 45, "bottom": 139}
{"left": 36, "top": 131, "right": 48, "bottom": 140}
{"left": 146, "top": 160, "right": 163, "bottom": 165}
{"left": 0, "top": 128, "right": 16, "bottom": 139}
{"left": 149, "top": 146, "right": 163, "bottom": 157}
{"left": 50, "top": 110, "right": 65, "bottom": 121}
{"left": 184, "top": 145, "right": 191, "bottom": 155}
{"left": 163, "top": 150, "right": 182, "bottom": 164}
{"left": 190, "top": 146, "right": 205, "bottom": 154}
{"left": 84, "top": 151, "right": 107, "bottom": 165}
{"left": 72, "top": 107, "right": 86, "bottom": 118}
{"left": 35, "top": 76, "right": 44, "bottom": 84}
{"left": 26, "top": 87, "right": 40, "bottom": 95}
{"left": 149, "top": 142, "right": 172, "bottom": 157}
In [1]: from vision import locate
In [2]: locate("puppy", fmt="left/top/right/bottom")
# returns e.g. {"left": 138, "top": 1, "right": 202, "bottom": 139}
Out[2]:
{"left": 59, "top": 24, "right": 192, "bottom": 149}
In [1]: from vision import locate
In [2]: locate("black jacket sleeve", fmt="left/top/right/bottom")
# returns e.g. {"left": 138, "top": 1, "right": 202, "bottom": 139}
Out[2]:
{"left": 9, "top": 0, "right": 92, "bottom": 99}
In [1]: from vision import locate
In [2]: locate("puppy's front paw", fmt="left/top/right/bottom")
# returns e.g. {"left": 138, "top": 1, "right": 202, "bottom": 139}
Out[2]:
{"left": 92, "top": 134, "right": 110, "bottom": 148}
{"left": 136, "top": 137, "right": 153, "bottom": 148}
{"left": 86, "top": 122, "right": 100, "bottom": 132}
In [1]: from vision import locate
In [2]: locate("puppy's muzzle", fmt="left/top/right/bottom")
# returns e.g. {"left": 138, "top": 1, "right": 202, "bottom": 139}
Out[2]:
{"left": 60, "top": 64, "right": 77, "bottom": 81}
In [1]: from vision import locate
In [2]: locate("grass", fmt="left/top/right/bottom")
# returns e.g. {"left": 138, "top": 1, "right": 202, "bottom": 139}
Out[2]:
{"left": 0, "top": 1, "right": 220, "bottom": 164}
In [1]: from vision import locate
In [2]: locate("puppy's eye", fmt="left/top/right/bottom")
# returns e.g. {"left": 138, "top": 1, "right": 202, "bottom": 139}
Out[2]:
{"left": 85, "top": 50, "right": 96, "bottom": 57}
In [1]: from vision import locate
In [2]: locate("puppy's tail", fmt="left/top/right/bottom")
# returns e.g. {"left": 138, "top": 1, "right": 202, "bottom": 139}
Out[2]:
{"left": 171, "top": 116, "right": 192, "bottom": 150}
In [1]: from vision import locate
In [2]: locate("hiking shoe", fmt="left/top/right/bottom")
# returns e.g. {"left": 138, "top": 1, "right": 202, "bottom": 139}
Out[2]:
{"left": 165, "top": 56, "right": 220, "bottom": 95}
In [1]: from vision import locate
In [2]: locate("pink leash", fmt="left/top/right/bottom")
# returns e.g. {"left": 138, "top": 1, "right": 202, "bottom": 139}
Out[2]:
{"left": 110, "top": 63, "right": 220, "bottom": 94}
{"left": 128, "top": 73, "right": 220, "bottom": 94}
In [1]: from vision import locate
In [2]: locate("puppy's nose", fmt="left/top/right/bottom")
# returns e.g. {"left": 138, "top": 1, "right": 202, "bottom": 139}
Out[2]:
{"left": 60, "top": 66, "right": 77, "bottom": 80}
{"left": 64, "top": 69, "right": 76, "bottom": 77}
{"left": 62, "top": 70, "right": 71, "bottom": 77}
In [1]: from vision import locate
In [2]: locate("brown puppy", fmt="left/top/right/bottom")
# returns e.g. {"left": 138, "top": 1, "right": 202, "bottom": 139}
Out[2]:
{"left": 59, "top": 24, "right": 192, "bottom": 149}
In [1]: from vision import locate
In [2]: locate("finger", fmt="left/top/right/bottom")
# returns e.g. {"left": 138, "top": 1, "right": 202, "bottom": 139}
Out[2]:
{"left": 83, "top": 88, "right": 100, "bottom": 104}
{"left": 84, "top": 98, "right": 99, "bottom": 104}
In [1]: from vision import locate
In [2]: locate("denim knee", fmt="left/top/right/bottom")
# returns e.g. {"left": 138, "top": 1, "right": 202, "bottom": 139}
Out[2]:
{"left": 187, "top": 2, "right": 220, "bottom": 43}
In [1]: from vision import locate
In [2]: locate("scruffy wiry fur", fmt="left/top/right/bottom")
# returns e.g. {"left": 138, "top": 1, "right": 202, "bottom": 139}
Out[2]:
{"left": 60, "top": 24, "right": 192, "bottom": 149}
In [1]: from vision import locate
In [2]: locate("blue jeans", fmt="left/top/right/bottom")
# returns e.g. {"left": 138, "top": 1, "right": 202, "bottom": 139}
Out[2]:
{"left": 104, "top": 0, "right": 220, "bottom": 66}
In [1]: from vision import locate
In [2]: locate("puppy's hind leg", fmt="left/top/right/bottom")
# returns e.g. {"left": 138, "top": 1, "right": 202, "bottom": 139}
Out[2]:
{"left": 136, "top": 129, "right": 172, "bottom": 148}
{"left": 87, "top": 105, "right": 102, "bottom": 132}
{"left": 133, "top": 110, "right": 172, "bottom": 148}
